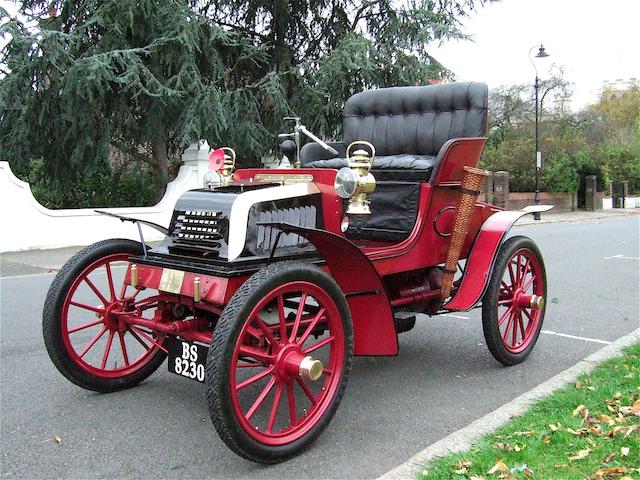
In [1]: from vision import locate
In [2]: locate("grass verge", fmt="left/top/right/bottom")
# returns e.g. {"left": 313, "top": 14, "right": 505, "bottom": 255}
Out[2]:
{"left": 420, "top": 343, "right": 640, "bottom": 480}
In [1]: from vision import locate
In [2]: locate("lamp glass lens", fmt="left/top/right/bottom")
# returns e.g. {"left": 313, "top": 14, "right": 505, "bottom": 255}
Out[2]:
{"left": 203, "top": 170, "right": 222, "bottom": 188}
{"left": 334, "top": 168, "right": 358, "bottom": 198}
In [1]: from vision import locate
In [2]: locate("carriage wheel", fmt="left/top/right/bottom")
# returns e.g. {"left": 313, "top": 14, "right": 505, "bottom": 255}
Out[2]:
{"left": 206, "top": 262, "right": 353, "bottom": 463}
{"left": 43, "top": 239, "right": 167, "bottom": 392}
{"left": 482, "top": 236, "right": 547, "bottom": 366}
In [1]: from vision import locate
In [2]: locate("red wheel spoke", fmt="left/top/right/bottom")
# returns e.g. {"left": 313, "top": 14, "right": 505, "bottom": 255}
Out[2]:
{"left": 522, "top": 274, "right": 536, "bottom": 292}
{"left": 497, "top": 299, "right": 513, "bottom": 306}
{"left": 518, "top": 312, "right": 526, "bottom": 340}
{"left": 235, "top": 366, "right": 274, "bottom": 392}
{"left": 78, "top": 326, "right": 107, "bottom": 358}
{"left": 129, "top": 326, "right": 168, "bottom": 353}
{"left": 246, "top": 377, "right": 276, "bottom": 420}
{"left": 69, "top": 301, "right": 105, "bottom": 315}
{"left": 277, "top": 295, "right": 287, "bottom": 342}
{"left": 296, "top": 378, "right": 317, "bottom": 406}
{"left": 508, "top": 262, "right": 516, "bottom": 288}
{"left": 286, "top": 381, "right": 297, "bottom": 425}
{"left": 237, "top": 362, "right": 263, "bottom": 368}
{"left": 303, "top": 335, "right": 334, "bottom": 354}
{"left": 511, "top": 311, "right": 519, "bottom": 346}
{"left": 297, "top": 307, "right": 326, "bottom": 346}
{"left": 68, "top": 319, "right": 103, "bottom": 334}
{"left": 238, "top": 345, "right": 274, "bottom": 364}
{"left": 253, "top": 314, "right": 278, "bottom": 347}
{"left": 246, "top": 325, "right": 262, "bottom": 340}
{"left": 500, "top": 280, "right": 512, "bottom": 293}
{"left": 118, "top": 332, "right": 130, "bottom": 366}
{"left": 520, "top": 257, "right": 530, "bottom": 287}
{"left": 289, "top": 293, "right": 308, "bottom": 342}
{"left": 266, "top": 383, "right": 283, "bottom": 433}
{"left": 84, "top": 276, "right": 109, "bottom": 306}
{"left": 127, "top": 327, "right": 150, "bottom": 351}
{"left": 105, "top": 262, "right": 116, "bottom": 301}
{"left": 498, "top": 306, "right": 513, "bottom": 327}
{"left": 100, "top": 330, "right": 115, "bottom": 369}
{"left": 501, "top": 313, "right": 514, "bottom": 344}
{"left": 522, "top": 308, "right": 533, "bottom": 321}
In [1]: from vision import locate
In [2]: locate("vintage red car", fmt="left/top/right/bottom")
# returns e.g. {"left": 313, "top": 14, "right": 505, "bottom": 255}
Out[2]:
{"left": 43, "top": 81, "right": 550, "bottom": 463}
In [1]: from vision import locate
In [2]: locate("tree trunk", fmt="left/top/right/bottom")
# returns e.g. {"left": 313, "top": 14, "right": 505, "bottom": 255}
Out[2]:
{"left": 151, "top": 130, "right": 168, "bottom": 203}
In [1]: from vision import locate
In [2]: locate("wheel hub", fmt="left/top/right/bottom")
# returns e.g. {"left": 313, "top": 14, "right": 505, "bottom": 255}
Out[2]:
{"left": 275, "top": 343, "right": 323, "bottom": 382}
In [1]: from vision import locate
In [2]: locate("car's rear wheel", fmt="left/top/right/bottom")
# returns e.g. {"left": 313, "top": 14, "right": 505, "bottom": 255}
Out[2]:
{"left": 482, "top": 236, "right": 547, "bottom": 366}
{"left": 43, "top": 239, "right": 167, "bottom": 392}
{"left": 206, "top": 262, "right": 353, "bottom": 463}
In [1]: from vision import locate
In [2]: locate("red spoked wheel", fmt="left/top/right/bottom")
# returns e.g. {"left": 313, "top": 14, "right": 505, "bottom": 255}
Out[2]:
{"left": 482, "top": 236, "right": 547, "bottom": 365}
{"left": 43, "top": 239, "right": 167, "bottom": 392}
{"left": 207, "top": 262, "right": 353, "bottom": 463}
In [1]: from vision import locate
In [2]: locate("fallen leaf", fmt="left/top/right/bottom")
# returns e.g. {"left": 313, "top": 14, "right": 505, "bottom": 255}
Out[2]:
{"left": 620, "top": 400, "right": 640, "bottom": 416}
{"left": 589, "top": 425, "right": 604, "bottom": 436}
{"left": 567, "top": 427, "right": 588, "bottom": 436}
{"left": 514, "top": 444, "right": 525, "bottom": 452}
{"left": 597, "top": 414, "right": 615, "bottom": 426}
{"left": 595, "top": 466, "right": 627, "bottom": 477}
{"left": 603, "top": 452, "right": 616, "bottom": 463}
{"left": 569, "top": 448, "right": 592, "bottom": 461}
{"left": 586, "top": 437, "right": 598, "bottom": 448}
{"left": 53, "top": 435, "right": 62, "bottom": 445}
{"left": 488, "top": 459, "right": 509, "bottom": 475}
{"left": 549, "top": 423, "right": 561, "bottom": 431}
{"left": 510, "top": 464, "right": 534, "bottom": 476}
{"left": 454, "top": 459, "right": 472, "bottom": 475}
{"left": 623, "top": 425, "right": 639, "bottom": 438}
{"left": 551, "top": 297, "right": 559, "bottom": 304}
{"left": 621, "top": 447, "right": 629, "bottom": 457}
{"left": 514, "top": 430, "right": 536, "bottom": 437}
{"left": 543, "top": 435, "right": 552, "bottom": 444}
{"left": 495, "top": 442, "right": 512, "bottom": 452}
{"left": 573, "top": 404, "right": 588, "bottom": 417}
{"left": 470, "top": 476, "right": 486, "bottom": 480}
{"left": 421, "top": 469, "right": 429, "bottom": 476}
{"left": 607, "top": 405, "right": 617, "bottom": 413}
{"left": 576, "top": 380, "right": 582, "bottom": 388}
{"left": 587, "top": 386, "right": 596, "bottom": 391}
{"left": 614, "top": 392, "right": 622, "bottom": 399}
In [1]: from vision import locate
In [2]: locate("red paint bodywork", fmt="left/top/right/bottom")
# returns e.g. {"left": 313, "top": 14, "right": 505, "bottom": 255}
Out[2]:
{"left": 444, "top": 210, "right": 535, "bottom": 311}
{"left": 128, "top": 137, "right": 533, "bottom": 356}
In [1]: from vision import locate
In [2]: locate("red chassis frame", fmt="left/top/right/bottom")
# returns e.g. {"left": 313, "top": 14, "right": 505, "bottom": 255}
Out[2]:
{"left": 116, "top": 137, "right": 527, "bottom": 357}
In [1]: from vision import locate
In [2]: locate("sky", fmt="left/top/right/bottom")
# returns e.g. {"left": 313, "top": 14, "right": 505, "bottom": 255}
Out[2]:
{"left": 431, "top": 0, "right": 640, "bottom": 110}
{"left": 2, "top": 0, "right": 638, "bottom": 111}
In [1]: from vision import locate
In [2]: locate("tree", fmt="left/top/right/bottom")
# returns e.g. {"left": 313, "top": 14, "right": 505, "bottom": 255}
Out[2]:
{"left": 1, "top": 0, "right": 478, "bottom": 205}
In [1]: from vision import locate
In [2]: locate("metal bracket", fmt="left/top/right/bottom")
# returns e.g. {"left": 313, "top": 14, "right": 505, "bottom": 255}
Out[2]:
{"left": 94, "top": 210, "right": 169, "bottom": 258}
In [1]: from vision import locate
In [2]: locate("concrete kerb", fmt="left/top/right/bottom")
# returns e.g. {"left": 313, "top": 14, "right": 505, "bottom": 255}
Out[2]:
{"left": 377, "top": 328, "right": 640, "bottom": 480}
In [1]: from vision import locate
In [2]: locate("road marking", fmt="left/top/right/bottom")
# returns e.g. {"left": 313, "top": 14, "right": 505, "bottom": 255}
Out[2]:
{"left": 0, "top": 271, "right": 59, "bottom": 280}
{"left": 541, "top": 330, "right": 612, "bottom": 345}
{"left": 604, "top": 254, "right": 640, "bottom": 260}
{"left": 442, "top": 314, "right": 471, "bottom": 320}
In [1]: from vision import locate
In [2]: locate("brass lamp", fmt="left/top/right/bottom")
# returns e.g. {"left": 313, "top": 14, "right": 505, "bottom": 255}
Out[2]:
{"left": 334, "top": 141, "right": 376, "bottom": 215}
{"left": 220, "top": 147, "right": 236, "bottom": 185}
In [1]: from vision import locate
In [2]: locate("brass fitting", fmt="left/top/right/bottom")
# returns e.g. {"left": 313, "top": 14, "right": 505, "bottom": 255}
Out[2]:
{"left": 530, "top": 295, "right": 545, "bottom": 310}
{"left": 193, "top": 277, "right": 201, "bottom": 303}
{"left": 220, "top": 147, "right": 236, "bottom": 185}
{"left": 130, "top": 264, "right": 138, "bottom": 288}
{"left": 298, "top": 356, "right": 324, "bottom": 381}
{"left": 334, "top": 141, "right": 376, "bottom": 215}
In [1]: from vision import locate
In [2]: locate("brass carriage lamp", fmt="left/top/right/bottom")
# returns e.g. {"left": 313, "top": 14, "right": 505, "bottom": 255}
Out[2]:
{"left": 334, "top": 141, "right": 376, "bottom": 215}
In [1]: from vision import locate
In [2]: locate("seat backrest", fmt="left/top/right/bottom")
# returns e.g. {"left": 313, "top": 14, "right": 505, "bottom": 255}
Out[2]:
{"left": 343, "top": 82, "right": 488, "bottom": 157}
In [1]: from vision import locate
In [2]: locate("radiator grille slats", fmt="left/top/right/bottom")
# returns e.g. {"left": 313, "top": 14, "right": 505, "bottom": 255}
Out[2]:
{"left": 171, "top": 210, "right": 225, "bottom": 249}
{"left": 256, "top": 205, "right": 316, "bottom": 253}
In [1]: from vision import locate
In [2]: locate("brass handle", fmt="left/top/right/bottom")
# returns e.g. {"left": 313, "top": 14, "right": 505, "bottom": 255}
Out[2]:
{"left": 221, "top": 147, "right": 236, "bottom": 169}
{"left": 346, "top": 141, "right": 376, "bottom": 174}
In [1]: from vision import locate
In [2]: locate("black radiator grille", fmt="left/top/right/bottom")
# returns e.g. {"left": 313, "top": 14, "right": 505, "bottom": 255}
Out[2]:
{"left": 255, "top": 205, "right": 316, "bottom": 253}
{"left": 171, "top": 210, "right": 226, "bottom": 251}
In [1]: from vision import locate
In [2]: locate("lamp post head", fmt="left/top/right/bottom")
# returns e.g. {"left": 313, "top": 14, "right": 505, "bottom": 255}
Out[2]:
{"left": 535, "top": 45, "right": 550, "bottom": 58}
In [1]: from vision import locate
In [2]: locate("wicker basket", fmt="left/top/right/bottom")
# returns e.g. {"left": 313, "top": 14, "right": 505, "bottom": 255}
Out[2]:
{"left": 439, "top": 166, "right": 488, "bottom": 303}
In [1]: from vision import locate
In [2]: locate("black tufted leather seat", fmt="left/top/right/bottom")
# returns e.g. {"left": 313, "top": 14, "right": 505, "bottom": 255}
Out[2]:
{"left": 301, "top": 81, "right": 488, "bottom": 181}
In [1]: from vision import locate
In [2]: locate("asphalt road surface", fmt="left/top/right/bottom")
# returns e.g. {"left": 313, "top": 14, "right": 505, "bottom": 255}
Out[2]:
{"left": 1, "top": 215, "right": 638, "bottom": 479}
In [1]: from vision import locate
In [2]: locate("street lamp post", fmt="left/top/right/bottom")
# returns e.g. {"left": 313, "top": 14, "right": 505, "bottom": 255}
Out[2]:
{"left": 529, "top": 44, "right": 550, "bottom": 220}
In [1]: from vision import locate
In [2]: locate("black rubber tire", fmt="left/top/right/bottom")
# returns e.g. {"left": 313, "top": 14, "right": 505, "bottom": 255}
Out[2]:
{"left": 482, "top": 236, "right": 547, "bottom": 366}
{"left": 42, "top": 239, "right": 167, "bottom": 393}
{"left": 206, "top": 262, "right": 353, "bottom": 464}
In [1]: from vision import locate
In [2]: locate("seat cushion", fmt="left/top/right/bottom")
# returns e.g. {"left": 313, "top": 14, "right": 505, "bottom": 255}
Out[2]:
{"left": 305, "top": 154, "right": 435, "bottom": 181}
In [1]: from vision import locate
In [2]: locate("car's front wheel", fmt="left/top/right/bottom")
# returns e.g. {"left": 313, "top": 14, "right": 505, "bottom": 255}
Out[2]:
{"left": 206, "top": 262, "right": 353, "bottom": 463}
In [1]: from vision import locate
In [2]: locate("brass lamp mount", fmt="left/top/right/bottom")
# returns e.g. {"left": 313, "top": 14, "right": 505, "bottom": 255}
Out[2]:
{"left": 220, "top": 147, "right": 236, "bottom": 185}
{"left": 334, "top": 141, "right": 376, "bottom": 215}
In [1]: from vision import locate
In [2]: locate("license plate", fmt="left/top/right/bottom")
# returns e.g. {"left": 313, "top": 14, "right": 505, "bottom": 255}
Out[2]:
{"left": 167, "top": 337, "right": 208, "bottom": 383}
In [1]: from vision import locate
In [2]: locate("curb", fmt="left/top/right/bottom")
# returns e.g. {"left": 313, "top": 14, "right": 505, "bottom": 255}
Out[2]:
{"left": 377, "top": 328, "right": 640, "bottom": 480}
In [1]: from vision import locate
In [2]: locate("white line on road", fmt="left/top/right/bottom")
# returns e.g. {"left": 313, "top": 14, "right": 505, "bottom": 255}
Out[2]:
{"left": 442, "top": 314, "right": 471, "bottom": 320}
{"left": 541, "top": 330, "right": 612, "bottom": 345}
{"left": 603, "top": 254, "right": 640, "bottom": 260}
{"left": 1, "top": 271, "right": 58, "bottom": 280}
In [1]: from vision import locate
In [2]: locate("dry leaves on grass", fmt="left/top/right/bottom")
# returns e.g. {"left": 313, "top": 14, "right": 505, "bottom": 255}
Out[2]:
{"left": 568, "top": 448, "right": 592, "bottom": 461}
{"left": 453, "top": 459, "right": 472, "bottom": 475}
{"left": 620, "top": 447, "right": 629, "bottom": 457}
{"left": 573, "top": 404, "right": 589, "bottom": 419}
{"left": 487, "top": 458, "right": 509, "bottom": 475}
{"left": 588, "top": 466, "right": 628, "bottom": 479}
{"left": 620, "top": 400, "right": 640, "bottom": 417}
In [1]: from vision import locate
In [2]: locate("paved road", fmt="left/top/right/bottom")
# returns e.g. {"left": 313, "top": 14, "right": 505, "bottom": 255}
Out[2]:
{"left": 1, "top": 215, "right": 638, "bottom": 479}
